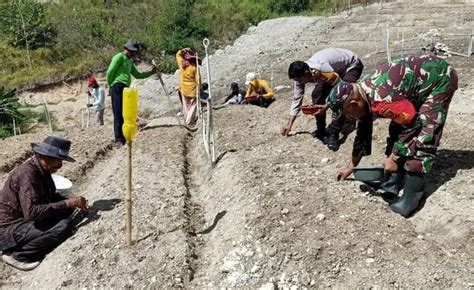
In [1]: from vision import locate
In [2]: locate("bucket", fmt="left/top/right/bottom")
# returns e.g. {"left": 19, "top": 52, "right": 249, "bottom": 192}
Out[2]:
{"left": 52, "top": 174, "right": 73, "bottom": 197}
{"left": 353, "top": 165, "right": 384, "bottom": 182}
{"left": 301, "top": 104, "right": 319, "bottom": 115}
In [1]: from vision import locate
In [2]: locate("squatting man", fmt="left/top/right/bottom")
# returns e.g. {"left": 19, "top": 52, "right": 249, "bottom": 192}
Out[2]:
{"left": 0, "top": 136, "right": 88, "bottom": 271}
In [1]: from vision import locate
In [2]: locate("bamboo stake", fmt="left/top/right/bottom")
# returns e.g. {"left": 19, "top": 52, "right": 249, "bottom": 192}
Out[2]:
{"left": 468, "top": 29, "right": 473, "bottom": 57}
{"left": 125, "top": 141, "right": 133, "bottom": 246}
{"left": 270, "top": 68, "right": 274, "bottom": 90}
{"left": 12, "top": 117, "right": 16, "bottom": 136}
{"left": 86, "top": 93, "right": 90, "bottom": 129}
{"left": 386, "top": 24, "right": 391, "bottom": 63}
{"left": 195, "top": 52, "right": 203, "bottom": 123}
{"left": 43, "top": 102, "right": 53, "bottom": 133}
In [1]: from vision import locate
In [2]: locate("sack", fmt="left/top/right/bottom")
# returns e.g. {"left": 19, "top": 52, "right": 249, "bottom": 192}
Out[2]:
{"left": 371, "top": 99, "right": 416, "bottom": 125}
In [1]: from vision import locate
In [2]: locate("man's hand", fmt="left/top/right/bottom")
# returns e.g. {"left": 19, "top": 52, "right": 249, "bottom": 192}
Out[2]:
{"left": 280, "top": 124, "right": 291, "bottom": 137}
{"left": 336, "top": 167, "right": 353, "bottom": 181}
{"left": 65, "top": 196, "right": 88, "bottom": 210}
{"left": 384, "top": 157, "right": 398, "bottom": 173}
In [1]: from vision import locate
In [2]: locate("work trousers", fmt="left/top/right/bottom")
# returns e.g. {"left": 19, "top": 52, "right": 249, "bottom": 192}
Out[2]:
{"left": 4, "top": 214, "right": 74, "bottom": 263}
{"left": 111, "top": 83, "right": 127, "bottom": 144}
{"left": 95, "top": 109, "right": 104, "bottom": 126}
{"left": 311, "top": 61, "right": 364, "bottom": 137}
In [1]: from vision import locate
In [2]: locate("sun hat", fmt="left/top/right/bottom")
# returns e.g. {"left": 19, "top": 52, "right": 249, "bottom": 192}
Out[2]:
{"left": 31, "top": 135, "right": 76, "bottom": 162}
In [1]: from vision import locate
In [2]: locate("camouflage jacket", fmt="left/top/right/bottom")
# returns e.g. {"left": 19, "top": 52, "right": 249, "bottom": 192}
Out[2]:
{"left": 353, "top": 55, "right": 456, "bottom": 171}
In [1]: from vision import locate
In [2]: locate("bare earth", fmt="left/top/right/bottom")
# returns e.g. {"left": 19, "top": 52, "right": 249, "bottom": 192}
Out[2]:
{"left": 1, "top": 0, "right": 473, "bottom": 288}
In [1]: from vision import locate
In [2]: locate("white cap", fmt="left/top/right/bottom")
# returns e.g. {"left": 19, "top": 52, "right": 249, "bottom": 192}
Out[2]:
{"left": 245, "top": 72, "right": 256, "bottom": 85}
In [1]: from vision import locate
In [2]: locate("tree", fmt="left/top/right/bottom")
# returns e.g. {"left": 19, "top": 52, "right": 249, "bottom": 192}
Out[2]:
{"left": 0, "top": 0, "right": 57, "bottom": 49}
{"left": 153, "top": 0, "right": 209, "bottom": 54}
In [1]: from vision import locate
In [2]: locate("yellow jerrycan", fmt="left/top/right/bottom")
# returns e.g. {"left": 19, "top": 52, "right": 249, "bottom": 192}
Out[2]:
{"left": 122, "top": 87, "right": 139, "bottom": 142}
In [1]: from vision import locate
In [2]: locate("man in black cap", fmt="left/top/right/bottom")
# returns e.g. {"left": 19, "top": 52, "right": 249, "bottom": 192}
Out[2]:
{"left": 281, "top": 48, "right": 363, "bottom": 151}
{"left": 0, "top": 136, "right": 88, "bottom": 271}
{"left": 107, "top": 39, "right": 158, "bottom": 147}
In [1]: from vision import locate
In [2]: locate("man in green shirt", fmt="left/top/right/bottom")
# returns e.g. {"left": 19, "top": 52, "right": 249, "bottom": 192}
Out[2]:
{"left": 107, "top": 39, "right": 157, "bottom": 146}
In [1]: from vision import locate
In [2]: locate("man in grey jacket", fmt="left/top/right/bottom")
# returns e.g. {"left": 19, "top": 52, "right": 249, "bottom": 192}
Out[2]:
{"left": 281, "top": 48, "right": 364, "bottom": 151}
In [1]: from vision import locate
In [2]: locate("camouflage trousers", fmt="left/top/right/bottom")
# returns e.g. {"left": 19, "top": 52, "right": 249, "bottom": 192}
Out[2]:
{"left": 393, "top": 68, "right": 458, "bottom": 173}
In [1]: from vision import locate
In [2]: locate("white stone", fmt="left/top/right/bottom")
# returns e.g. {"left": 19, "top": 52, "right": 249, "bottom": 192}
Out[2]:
{"left": 250, "top": 265, "right": 260, "bottom": 274}
{"left": 259, "top": 282, "right": 276, "bottom": 290}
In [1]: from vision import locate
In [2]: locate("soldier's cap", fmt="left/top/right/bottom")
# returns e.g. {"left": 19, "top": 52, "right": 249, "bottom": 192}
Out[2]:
{"left": 327, "top": 80, "right": 354, "bottom": 116}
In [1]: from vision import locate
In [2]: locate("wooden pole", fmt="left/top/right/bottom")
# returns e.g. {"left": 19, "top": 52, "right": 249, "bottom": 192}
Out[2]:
{"left": 468, "top": 29, "right": 473, "bottom": 57}
{"left": 126, "top": 141, "right": 133, "bottom": 246}
{"left": 12, "top": 117, "right": 16, "bottom": 136}
{"left": 43, "top": 102, "right": 52, "bottom": 133}
{"left": 386, "top": 25, "right": 391, "bottom": 63}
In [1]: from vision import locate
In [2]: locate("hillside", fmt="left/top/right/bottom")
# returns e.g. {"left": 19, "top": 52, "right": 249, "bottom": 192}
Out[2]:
{"left": 1, "top": 0, "right": 473, "bottom": 287}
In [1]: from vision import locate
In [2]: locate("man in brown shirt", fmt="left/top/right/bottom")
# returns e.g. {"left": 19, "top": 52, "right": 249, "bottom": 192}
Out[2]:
{"left": 0, "top": 136, "right": 88, "bottom": 271}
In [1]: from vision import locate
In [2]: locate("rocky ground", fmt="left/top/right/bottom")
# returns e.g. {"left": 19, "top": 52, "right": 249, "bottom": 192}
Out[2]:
{"left": 1, "top": 0, "right": 473, "bottom": 288}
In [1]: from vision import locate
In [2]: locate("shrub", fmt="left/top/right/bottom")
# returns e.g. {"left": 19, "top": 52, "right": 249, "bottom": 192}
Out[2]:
{"left": 269, "top": 0, "right": 310, "bottom": 14}
{"left": 0, "top": 87, "right": 24, "bottom": 137}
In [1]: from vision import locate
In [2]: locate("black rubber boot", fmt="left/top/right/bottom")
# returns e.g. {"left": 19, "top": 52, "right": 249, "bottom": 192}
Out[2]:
{"left": 325, "top": 133, "right": 340, "bottom": 151}
{"left": 312, "top": 128, "right": 327, "bottom": 142}
{"left": 379, "top": 172, "right": 402, "bottom": 203}
{"left": 389, "top": 172, "right": 426, "bottom": 217}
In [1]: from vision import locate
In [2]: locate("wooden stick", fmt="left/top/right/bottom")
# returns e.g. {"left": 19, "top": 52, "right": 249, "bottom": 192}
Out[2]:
{"left": 12, "top": 117, "right": 16, "bottom": 136}
{"left": 468, "top": 29, "right": 473, "bottom": 57}
{"left": 125, "top": 141, "right": 133, "bottom": 246}
{"left": 43, "top": 102, "right": 53, "bottom": 133}
{"left": 62, "top": 80, "right": 74, "bottom": 89}
{"left": 386, "top": 25, "right": 391, "bottom": 63}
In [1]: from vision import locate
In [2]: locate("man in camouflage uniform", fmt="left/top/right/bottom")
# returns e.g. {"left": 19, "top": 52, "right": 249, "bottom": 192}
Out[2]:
{"left": 323, "top": 55, "right": 458, "bottom": 217}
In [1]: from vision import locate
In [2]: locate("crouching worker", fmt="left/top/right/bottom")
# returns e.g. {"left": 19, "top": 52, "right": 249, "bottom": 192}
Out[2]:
{"left": 322, "top": 55, "right": 458, "bottom": 217}
{"left": 243, "top": 72, "right": 274, "bottom": 108}
{"left": 281, "top": 48, "right": 363, "bottom": 151}
{"left": 0, "top": 136, "right": 88, "bottom": 271}
{"left": 223, "top": 81, "right": 245, "bottom": 105}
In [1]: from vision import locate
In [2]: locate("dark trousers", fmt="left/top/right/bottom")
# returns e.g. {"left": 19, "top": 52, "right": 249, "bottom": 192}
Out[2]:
{"left": 5, "top": 215, "right": 74, "bottom": 263}
{"left": 111, "top": 83, "right": 128, "bottom": 144}
{"left": 247, "top": 96, "right": 274, "bottom": 108}
{"left": 311, "top": 61, "right": 364, "bottom": 138}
